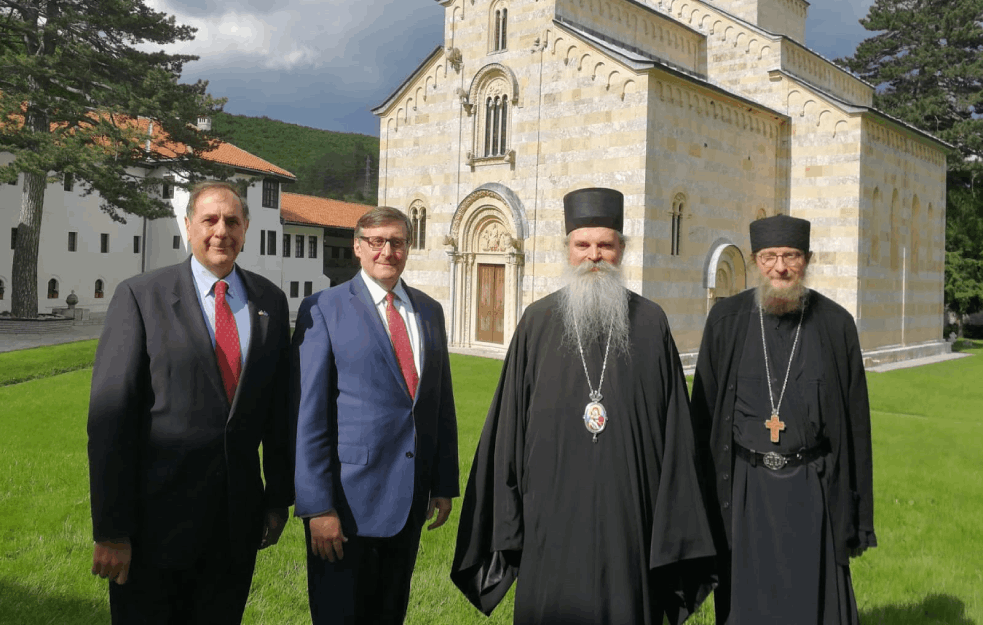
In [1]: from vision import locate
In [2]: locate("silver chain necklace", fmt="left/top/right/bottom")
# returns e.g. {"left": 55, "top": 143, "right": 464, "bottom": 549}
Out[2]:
{"left": 572, "top": 315, "right": 613, "bottom": 443}
{"left": 759, "top": 305, "right": 804, "bottom": 444}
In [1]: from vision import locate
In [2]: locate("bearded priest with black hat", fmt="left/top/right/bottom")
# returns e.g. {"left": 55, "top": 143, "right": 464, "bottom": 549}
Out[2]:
{"left": 690, "top": 214, "right": 877, "bottom": 625}
{"left": 451, "top": 187, "right": 717, "bottom": 624}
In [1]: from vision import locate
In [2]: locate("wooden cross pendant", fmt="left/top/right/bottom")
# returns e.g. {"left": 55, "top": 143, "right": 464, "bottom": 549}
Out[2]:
{"left": 764, "top": 413, "right": 786, "bottom": 443}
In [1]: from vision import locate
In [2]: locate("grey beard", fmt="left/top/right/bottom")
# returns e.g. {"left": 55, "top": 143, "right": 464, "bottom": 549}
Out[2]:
{"left": 558, "top": 260, "right": 631, "bottom": 356}
{"left": 755, "top": 278, "right": 809, "bottom": 316}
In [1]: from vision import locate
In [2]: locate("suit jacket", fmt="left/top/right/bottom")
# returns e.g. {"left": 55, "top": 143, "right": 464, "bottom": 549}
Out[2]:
{"left": 87, "top": 257, "right": 293, "bottom": 568}
{"left": 292, "top": 273, "right": 459, "bottom": 538}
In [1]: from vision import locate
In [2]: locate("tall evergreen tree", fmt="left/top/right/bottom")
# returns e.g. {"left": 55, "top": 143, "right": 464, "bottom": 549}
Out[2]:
{"left": 839, "top": 0, "right": 983, "bottom": 321}
{"left": 0, "top": 0, "right": 227, "bottom": 318}
{"left": 840, "top": 0, "right": 983, "bottom": 164}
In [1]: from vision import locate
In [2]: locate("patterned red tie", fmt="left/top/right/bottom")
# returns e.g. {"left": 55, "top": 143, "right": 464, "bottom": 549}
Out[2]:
{"left": 214, "top": 280, "right": 241, "bottom": 404}
{"left": 386, "top": 291, "right": 419, "bottom": 399}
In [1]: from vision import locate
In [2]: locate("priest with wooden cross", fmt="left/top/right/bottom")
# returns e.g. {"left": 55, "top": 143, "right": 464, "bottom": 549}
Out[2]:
{"left": 690, "top": 214, "right": 877, "bottom": 624}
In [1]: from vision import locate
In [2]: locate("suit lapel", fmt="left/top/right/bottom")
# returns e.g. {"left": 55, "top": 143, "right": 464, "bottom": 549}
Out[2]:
{"left": 172, "top": 257, "right": 228, "bottom": 407}
{"left": 350, "top": 274, "right": 409, "bottom": 398}
{"left": 404, "top": 286, "right": 430, "bottom": 400}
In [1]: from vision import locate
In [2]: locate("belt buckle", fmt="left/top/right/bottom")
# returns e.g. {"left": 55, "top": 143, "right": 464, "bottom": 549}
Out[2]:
{"left": 762, "top": 451, "right": 787, "bottom": 471}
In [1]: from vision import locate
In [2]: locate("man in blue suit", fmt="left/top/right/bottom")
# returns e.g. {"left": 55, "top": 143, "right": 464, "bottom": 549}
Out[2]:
{"left": 292, "top": 206, "right": 459, "bottom": 625}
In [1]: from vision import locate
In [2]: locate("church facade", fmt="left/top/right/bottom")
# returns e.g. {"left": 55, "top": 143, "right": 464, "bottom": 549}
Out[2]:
{"left": 373, "top": 0, "right": 948, "bottom": 365}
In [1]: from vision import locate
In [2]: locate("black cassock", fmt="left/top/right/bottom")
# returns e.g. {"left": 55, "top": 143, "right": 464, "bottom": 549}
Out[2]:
{"left": 451, "top": 290, "right": 716, "bottom": 625}
{"left": 727, "top": 307, "right": 859, "bottom": 625}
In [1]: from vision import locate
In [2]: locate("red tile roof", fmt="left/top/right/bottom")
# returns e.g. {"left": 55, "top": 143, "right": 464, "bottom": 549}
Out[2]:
{"left": 131, "top": 117, "right": 294, "bottom": 179}
{"left": 281, "top": 193, "right": 372, "bottom": 229}
{"left": 1, "top": 111, "right": 294, "bottom": 180}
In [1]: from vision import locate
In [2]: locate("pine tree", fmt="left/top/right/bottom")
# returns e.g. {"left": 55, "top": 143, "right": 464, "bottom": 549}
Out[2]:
{"left": 840, "top": 0, "right": 983, "bottom": 163}
{"left": 0, "top": 0, "right": 227, "bottom": 317}
{"left": 840, "top": 0, "right": 983, "bottom": 320}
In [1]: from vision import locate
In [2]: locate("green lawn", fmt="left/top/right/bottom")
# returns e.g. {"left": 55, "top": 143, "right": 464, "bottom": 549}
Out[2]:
{"left": 0, "top": 343, "right": 981, "bottom": 624}
{"left": 0, "top": 339, "right": 97, "bottom": 386}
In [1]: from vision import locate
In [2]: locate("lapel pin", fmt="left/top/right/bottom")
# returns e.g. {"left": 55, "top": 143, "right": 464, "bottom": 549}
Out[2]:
{"left": 258, "top": 310, "right": 269, "bottom": 317}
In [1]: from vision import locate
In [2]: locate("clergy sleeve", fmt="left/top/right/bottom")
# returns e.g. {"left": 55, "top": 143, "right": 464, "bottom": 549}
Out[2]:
{"left": 451, "top": 326, "right": 527, "bottom": 615}
{"left": 846, "top": 319, "right": 877, "bottom": 549}
{"left": 648, "top": 330, "right": 718, "bottom": 625}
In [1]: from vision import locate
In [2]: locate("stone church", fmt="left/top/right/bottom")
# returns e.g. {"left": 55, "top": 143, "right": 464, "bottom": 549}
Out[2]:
{"left": 373, "top": 0, "right": 948, "bottom": 365}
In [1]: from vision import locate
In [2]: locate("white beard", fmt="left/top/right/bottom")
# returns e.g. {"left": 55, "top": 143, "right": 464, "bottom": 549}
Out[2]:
{"left": 558, "top": 260, "right": 631, "bottom": 356}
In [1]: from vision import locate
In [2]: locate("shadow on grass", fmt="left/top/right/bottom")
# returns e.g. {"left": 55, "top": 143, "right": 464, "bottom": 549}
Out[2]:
{"left": 861, "top": 594, "right": 976, "bottom": 625}
{"left": 0, "top": 580, "right": 109, "bottom": 625}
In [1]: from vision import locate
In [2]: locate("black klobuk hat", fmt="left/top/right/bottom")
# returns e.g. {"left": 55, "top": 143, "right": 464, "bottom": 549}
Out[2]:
{"left": 750, "top": 214, "right": 810, "bottom": 253}
{"left": 563, "top": 188, "right": 624, "bottom": 234}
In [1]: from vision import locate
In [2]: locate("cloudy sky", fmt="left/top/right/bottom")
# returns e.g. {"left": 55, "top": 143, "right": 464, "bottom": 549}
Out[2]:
{"left": 149, "top": 0, "right": 877, "bottom": 137}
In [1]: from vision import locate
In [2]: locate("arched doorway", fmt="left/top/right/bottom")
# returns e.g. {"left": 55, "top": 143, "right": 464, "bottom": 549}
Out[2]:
{"left": 446, "top": 184, "right": 527, "bottom": 349}
{"left": 704, "top": 241, "right": 747, "bottom": 311}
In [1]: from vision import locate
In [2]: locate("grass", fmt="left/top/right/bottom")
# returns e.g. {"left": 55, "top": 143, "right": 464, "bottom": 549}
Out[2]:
{"left": 0, "top": 339, "right": 98, "bottom": 386}
{"left": 1, "top": 342, "right": 981, "bottom": 624}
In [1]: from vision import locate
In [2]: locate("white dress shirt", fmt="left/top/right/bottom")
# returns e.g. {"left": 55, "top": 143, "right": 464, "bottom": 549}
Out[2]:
{"left": 190, "top": 256, "right": 251, "bottom": 367}
{"left": 359, "top": 269, "right": 422, "bottom": 376}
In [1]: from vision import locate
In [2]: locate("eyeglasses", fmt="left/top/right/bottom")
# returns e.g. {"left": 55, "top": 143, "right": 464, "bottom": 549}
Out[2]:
{"left": 757, "top": 251, "right": 805, "bottom": 268}
{"left": 359, "top": 236, "right": 408, "bottom": 252}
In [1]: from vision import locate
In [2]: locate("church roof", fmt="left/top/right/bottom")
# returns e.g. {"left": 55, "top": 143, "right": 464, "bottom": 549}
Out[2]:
{"left": 555, "top": 18, "right": 788, "bottom": 121}
{"left": 280, "top": 192, "right": 371, "bottom": 229}
{"left": 372, "top": 45, "right": 444, "bottom": 116}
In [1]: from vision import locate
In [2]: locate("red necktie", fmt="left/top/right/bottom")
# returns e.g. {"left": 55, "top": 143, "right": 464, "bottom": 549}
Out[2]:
{"left": 386, "top": 291, "right": 418, "bottom": 399}
{"left": 214, "top": 280, "right": 241, "bottom": 404}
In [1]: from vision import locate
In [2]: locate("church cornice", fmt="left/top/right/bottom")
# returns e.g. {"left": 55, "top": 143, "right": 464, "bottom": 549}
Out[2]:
{"left": 372, "top": 45, "right": 444, "bottom": 117}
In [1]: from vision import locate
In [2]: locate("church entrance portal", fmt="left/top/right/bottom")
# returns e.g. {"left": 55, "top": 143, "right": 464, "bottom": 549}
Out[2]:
{"left": 476, "top": 264, "right": 505, "bottom": 344}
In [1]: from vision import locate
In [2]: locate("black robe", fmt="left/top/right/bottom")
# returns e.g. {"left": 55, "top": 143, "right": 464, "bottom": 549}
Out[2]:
{"left": 691, "top": 289, "right": 877, "bottom": 624}
{"left": 451, "top": 290, "right": 716, "bottom": 625}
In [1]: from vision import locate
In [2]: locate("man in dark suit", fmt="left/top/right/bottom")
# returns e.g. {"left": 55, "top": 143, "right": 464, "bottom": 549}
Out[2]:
{"left": 87, "top": 180, "right": 293, "bottom": 624}
{"left": 292, "top": 206, "right": 459, "bottom": 625}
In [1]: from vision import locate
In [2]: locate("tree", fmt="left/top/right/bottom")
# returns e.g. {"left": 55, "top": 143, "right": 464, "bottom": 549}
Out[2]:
{"left": 840, "top": 0, "right": 983, "bottom": 163}
{"left": 839, "top": 0, "right": 983, "bottom": 319}
{"left": 0, "top": 0, "right": 227, "bottom": 317}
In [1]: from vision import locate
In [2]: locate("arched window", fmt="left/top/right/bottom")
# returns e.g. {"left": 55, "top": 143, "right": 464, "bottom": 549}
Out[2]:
{"left": 417, "top": 207, "right": 427, "bottom": 249}
{"left": 483, "top": 95, "right": 509, "bottom": 157}
{"left": 0, "top": 278, "right": 5, "bottom": 300}
{"left": 409, "top": 207, "right": 419, "bottom": 249}
{"left": 409, "top": 202, "right": 428, "bottom": 250}
{"left": 47, "top": 279, "right": 59, "bottom": 299}
{"left": 755, "top": 208, "right": 767, "bottom": 220}
{"left": 95, "top": 279, "right": 105, "bottom": 299}
{"left": 491, "top": 3, "right": 508, "bottom": 51}
{"left": 670, "top": 194, "right": 685, "bottom": 256}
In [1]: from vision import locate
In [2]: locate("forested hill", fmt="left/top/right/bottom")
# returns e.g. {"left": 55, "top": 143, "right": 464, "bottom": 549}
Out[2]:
{"left": 212, "top": 112, "right": 379, "bottom": 205}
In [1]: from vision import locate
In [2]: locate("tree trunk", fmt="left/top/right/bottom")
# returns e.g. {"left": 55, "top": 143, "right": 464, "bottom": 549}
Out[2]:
{"left": 10, "top": 171, "right": 47, "bottom": 318}
{"left": 10, "top": 105, "right": 50, "bottom": 319}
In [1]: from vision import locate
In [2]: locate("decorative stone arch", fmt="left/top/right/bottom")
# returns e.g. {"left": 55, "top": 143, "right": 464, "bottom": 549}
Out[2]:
{"left": 468, "top": 63, "right": 520, "bottom": 109}
{"left": 703, "top": 240, "right": 747, "bottom": 310}
{"left": 467, "top": 63, "right": 520, "bottom": 164}
{"left": 446, "top": 183, "right": 527, "bottom": 350}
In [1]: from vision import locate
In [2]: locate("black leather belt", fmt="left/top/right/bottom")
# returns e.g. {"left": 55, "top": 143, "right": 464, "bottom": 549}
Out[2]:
{"left": 735, "top": 440, "right": 830, "bottom": 471}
